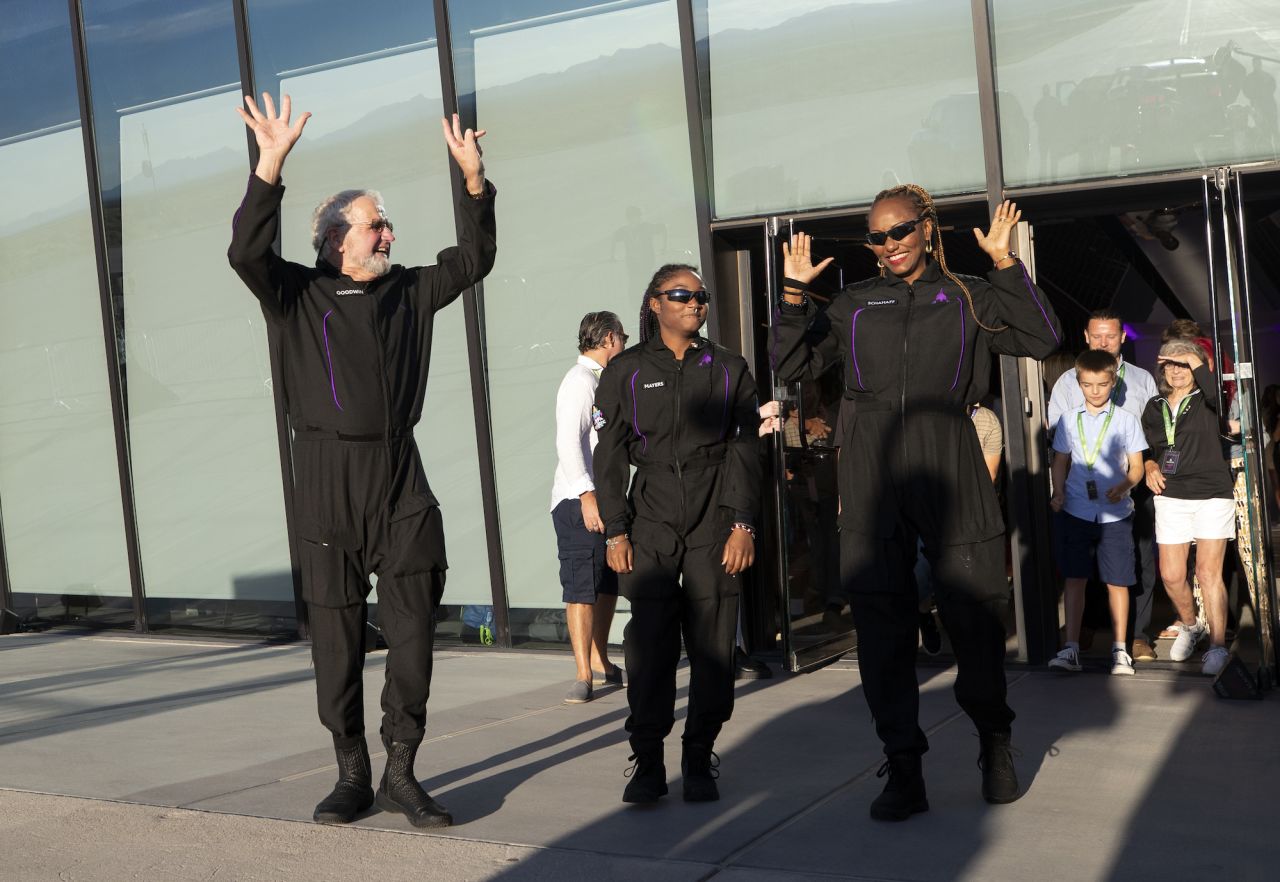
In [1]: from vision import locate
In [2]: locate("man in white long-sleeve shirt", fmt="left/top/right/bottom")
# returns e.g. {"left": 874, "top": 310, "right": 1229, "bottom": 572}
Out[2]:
{"left": 1046, "top": 310, "right": 1162, "bottom": 661}
{"left": 551, "top": 311, "right": 628, "bottom": 703}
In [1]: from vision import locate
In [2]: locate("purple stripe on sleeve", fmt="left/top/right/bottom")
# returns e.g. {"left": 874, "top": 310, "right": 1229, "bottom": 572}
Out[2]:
{"left": 720, "top": 363, "right": 731, "bottom": 440}
{"left": 1020, "top": 262, "right": 1060, "bottom": 345}
{"left": 950, "top": 300, "right": 966, "bottom": 391}
{"left": 230, "top": 172, "right": 255, "bottom": 235}
{"left": 629, "top": 368, "right": 648, "bottom": 453}
{"left": 850, "top": 308, "right": 867, "bottom": 390}
{"left": 322, "top": 309, "right": 344, "bottom": 411}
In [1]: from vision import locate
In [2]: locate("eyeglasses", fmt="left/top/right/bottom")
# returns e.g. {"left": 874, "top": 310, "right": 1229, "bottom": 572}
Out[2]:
{"left": 350, "top": 218, "right": 394, "bottom": 235}
{"left": 659, "top": 288, "right": 711, "bottom": 304}
{"left": 614, "top": 331, "right": 630, "bottom": 344}
{"left": 865, "top": 215, "right": 927, "bottom": 247}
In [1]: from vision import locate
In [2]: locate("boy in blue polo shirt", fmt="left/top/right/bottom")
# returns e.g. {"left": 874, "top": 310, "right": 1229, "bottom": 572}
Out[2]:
{"left": 1049, "top": 350, "right": 1149, "bottom": 675}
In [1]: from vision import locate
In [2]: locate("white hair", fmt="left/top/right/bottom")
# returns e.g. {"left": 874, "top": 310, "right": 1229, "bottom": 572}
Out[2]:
{"left": 310, "top": 189, "right": 385, "bottom": 257}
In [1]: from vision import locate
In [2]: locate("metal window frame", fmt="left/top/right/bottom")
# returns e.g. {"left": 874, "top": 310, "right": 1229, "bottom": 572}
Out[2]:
{"left": 675, "top": 0, "right": 718, "bottom": 338}
{"left": 230, "top": 0, "right": 307, "bottom": 639}
{"left": 67, "top": 0, "right": 148, "bottom": 633}
{"left": 434, "top": 0, "right": 513, "bottom": 647}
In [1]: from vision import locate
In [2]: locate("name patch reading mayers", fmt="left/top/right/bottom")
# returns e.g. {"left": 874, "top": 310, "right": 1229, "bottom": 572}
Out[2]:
{"left": 866, "top": 299, "right": 898, "bottom": 306}
{"left": 335, "top": 289, "right": 365, "bottom": 296}
{"left": 643, "top": 381, "right": 665, "bottom": 389}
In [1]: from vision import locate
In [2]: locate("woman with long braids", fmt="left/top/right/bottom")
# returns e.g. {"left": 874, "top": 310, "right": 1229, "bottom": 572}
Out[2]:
{"left": 593, "top": 264, "right": 762, "bottom": 805}
{"left": 774, "top": 185, "right": 1061, "bottom": 821}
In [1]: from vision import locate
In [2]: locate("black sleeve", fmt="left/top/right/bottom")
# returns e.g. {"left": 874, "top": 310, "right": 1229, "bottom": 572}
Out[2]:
{"left": 1192, "top": 363, "right": 1221, "bottom": 413}
{"left": 772, "top": 298, "right": 843, "bottom": 384}
{"left": 593, "top": 359, "right": 633, "bottom": 538}
{"left": 226, "top": 174, "right": 302, "bottom": 322}
{"left": 983, "top": 262, "right": 1064, "bottom": 359}
{"left": 414, "top": 181, "right": 498, "bottom": 313}
{"left": 720, "top": 363, "right": 763, "bottom": 530}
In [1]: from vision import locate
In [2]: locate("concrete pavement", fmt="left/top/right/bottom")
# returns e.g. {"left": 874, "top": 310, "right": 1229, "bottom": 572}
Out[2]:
{"left": 1, "top": 631, "right": 1276, "bottom": 881}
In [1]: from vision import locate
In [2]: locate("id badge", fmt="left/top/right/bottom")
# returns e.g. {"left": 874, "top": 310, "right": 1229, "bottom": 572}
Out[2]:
{"left": 1086, "top": 480, "right": 1098, "bottom": 501}
{"left": 1160, "top": 449, "right": 1181, "bottom": 475}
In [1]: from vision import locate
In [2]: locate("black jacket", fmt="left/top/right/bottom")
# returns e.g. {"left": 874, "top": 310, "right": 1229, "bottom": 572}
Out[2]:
{"left": 773, "top": 260, "right": 1062, "bottom": 545}
{"left": 593, "top": 334, "right": 762, "bottom": 554}
{"left": 1141, "top": 364, "right": 1233, "bottom": 500}
{"left": 227, "top": 174, "right": 497, "bottom": 439}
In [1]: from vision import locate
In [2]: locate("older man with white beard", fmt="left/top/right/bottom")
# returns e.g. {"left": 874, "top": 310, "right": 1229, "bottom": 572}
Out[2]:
{"left": 227, "top": 92, "right": 496, "bottom": 828}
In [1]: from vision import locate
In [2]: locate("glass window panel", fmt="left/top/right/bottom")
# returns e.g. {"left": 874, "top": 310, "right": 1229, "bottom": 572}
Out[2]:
{"left": 245, "top": 0, "right": 493, "bottom": 611}
{"left": 0, "top": 4, "right": 132, "bottom": 627}
{"left": 81, "top": 0, "right": 293, "bottom": 633}
{"left": 992, "top": 1, "right": 1280, "bottom": 187}
{"left": 452, "top": 0, "right": 701, "bottom": 644}
{"left": 703, "top": 0, "right": 987, "bottom": 219}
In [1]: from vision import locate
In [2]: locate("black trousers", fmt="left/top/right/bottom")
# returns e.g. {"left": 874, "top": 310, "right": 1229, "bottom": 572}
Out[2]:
{"left": 295, "top": 435, "right": 446, "bottom": 749}
{"left": 842, "top": 529, "right": 1014, "bottom": 757}
{"left": 621, "top": 541, "right": 739, "bottom": 754}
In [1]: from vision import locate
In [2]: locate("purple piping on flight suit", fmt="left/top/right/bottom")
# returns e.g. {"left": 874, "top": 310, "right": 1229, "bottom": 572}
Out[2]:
{"left": 1020, "top": 261, "right": 1060, "bottom": 345}
{"left": 850, "top": 308, "right": 867, "bottom": 390}
{"left": 951, "top": 301, "right": 966, "bottom": 391}
{"left": 629, "top": 368, "right": 648, "bottom": 453}
{"left": 719, "top": 363, "right": 730, "bottom": 440}
{"left": 322, "top": 309, "right": 344, "bottom": 411}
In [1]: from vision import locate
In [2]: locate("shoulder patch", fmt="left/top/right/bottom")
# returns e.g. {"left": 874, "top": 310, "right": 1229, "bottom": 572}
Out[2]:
{"left": 590, "top": 405, "right": 607, "bottom": 430}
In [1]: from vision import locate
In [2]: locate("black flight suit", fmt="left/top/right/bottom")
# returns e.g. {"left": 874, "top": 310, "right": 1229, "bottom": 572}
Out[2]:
{"left": 773, "top": 260, "right": 1061, "bottom": 757}
{"left": 593, "top": 334, "right": 762, "bottom": 755}
{"left": 227, "top": 174, "right": 497, "bottom": 749}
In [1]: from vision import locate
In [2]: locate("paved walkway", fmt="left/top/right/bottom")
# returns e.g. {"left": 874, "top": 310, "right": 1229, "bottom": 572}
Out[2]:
{"left": 1, "top": 631, "right": 1276, "bottom": 881}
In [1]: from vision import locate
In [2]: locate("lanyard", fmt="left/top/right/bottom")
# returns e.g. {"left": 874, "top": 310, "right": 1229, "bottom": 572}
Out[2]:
{"left": 1112, "top": 363, "right": 1126, "bottom": 401}
{"left": 1077, "top": 405, "right": 1115, "bottom": 469}
{"left": 1161, "top": 395, "right": 1194, "bottom": 447}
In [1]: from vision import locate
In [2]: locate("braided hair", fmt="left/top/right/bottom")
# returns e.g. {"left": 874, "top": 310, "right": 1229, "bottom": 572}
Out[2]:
{"left": 637, "top": 263, "right": 700, "bottom": 344}
{"left": 872, "top": 184, "right": 1006, "bottom": 333}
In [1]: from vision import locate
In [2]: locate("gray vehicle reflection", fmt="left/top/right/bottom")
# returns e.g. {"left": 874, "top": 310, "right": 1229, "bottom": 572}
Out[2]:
{"left": 908, "top": 91, "right": 1029, "bottom": 187}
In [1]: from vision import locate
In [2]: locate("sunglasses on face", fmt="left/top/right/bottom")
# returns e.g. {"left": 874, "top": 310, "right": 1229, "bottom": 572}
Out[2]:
{"left": 659, "top": 288, "right": 711, "bottom": 305}
{"left": 1163, "top": 360, "right": 1192, "bottom": 370}
{"left": 865, "top": 215, "right": 927, "bottom": 247}
{"left": 351, "top": 218, "right": 394, "bottom": 235}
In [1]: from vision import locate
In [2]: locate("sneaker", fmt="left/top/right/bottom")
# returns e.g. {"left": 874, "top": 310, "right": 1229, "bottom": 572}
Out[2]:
{"left": 1201, "top": 646, "right": 1230, "bottom": 677}
{"left": 734, "top": 647, "right": 772, "bottom": 680}
{"left": 919, "top": 611, "right": 943, "bottom": 656}
{"left": 563, "top": 679, "right": 593, "bottom": 704}
{"left": 1170, "top": 620, "right": 1208, "bottom": 662}
{"left": 1048, "top": 646, "right": 1082, "bottom": 672}
{"left": 1111, "top": 648, "right": 1136, "bottom": 676}
{"left": 1131, "top": 638, "right": 1156, "bottom": 661}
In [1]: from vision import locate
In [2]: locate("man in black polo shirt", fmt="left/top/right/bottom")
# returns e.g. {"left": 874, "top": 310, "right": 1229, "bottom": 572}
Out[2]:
{"left": 228, "top": 92, "right": 496, "bottom": 828}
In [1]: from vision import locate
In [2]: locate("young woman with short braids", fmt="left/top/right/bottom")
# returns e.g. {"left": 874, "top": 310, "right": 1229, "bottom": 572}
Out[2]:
{"left": 593, "top": 264, "right": 762, "bottom": 806}
{"left": 774, "top": 185, "right": 1062, "bottom": 821}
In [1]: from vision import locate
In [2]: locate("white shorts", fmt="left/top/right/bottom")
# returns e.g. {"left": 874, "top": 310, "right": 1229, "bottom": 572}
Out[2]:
{"left": 1153, "top": 496, "right": 1236, "bottom": 544}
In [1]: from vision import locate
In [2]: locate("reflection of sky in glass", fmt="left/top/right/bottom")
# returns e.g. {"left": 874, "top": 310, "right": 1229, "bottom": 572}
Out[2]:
{"left": 0, "top": 4, "right": 81, "bottom": 139}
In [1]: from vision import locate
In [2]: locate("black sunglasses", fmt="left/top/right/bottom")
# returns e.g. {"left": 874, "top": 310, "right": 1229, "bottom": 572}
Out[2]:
{"left": 351, "top": 218, "right": 394, "bottom": 234}
{"left": 865, "top": 215, "right": 927, "bottom": 247}
{"left": 658, "top": 287, "right": 711, "bottom": 304}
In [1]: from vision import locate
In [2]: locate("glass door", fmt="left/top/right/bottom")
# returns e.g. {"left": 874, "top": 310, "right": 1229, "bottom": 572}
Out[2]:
{"left": 1203, "top": 168, "right": 1278, "bottom": 685}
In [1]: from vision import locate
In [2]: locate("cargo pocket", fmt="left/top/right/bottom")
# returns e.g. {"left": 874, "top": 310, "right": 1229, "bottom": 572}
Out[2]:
{"left": 387, "top": 495, "right": 448, "bottom": 575}
{"left": 561, "top": 546, "right": 603, "bottom": 603}
{"left": 299, "top": 535, "right": 364, "bottom": 608}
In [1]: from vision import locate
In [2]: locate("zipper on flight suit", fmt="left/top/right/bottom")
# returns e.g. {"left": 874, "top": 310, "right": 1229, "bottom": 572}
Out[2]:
{"left": 673, "top": 356, "right": 686, "bottom": 531}
{"left": 900, "top": 284, "right": 915, "bottom": 469}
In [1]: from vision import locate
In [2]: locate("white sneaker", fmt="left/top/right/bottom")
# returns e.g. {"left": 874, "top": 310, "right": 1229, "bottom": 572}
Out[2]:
{"left": 1048, "top": 646, "right": 1082, "bottom": 672}
{"left": 1201, "top": 646, "right": 1229, "bottom": 677}
{"left": 1170, "top": 620, "right": 1207, "bottom": 662}
{"left": 1111, "top": 648, "right": 1136, "bottom": 676}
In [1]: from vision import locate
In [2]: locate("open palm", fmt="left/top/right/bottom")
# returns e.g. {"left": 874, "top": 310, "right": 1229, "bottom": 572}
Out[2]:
{"left": 236, "top": 92, "right": 309, "bottom": 157}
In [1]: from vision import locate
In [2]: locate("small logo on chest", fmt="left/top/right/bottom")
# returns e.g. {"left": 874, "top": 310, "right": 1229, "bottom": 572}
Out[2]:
{"left": 933, "top": 290, "right": 950, "bottom": 303}
{"left": 335, "top": 289, "right": 365, "bottom": 297}
{"left": 867, "top": 299, "right": 897, "bottom": 306}
{"left": 643, "top": 381, "right": 665, "bottom": 389}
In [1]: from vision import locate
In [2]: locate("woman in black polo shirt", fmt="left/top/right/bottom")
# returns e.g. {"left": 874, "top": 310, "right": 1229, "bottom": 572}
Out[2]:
{"left": 1142, "top": 338, "right": 1234, "bottom": 677}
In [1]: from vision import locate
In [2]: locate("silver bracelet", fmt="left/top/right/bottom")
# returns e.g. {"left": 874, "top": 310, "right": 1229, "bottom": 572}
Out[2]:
{"left": 731, "top": 522, "right": 756, "bottom": 538}
{"left": 605, "top": 534, "right": 629, "bottom": 549}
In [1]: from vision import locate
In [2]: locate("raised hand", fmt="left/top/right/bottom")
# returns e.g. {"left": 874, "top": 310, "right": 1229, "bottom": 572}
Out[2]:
{"left": 441, "top": 113, "right": 487, "bottom": 194}
{"left": 781, "top": 231, "right": 835, "bottom": 293}
{"left": 236, "top": 93, "right": 310, "bottom": 184}
{"left": 973, "top": 199, "right": 1022, "bottom": 263}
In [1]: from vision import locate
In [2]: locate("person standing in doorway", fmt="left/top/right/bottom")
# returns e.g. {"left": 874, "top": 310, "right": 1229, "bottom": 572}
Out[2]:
{"left": 228, "top": 93, "right": 496, "bottom": 828}
{"left": 551, "top": 311, "right": 627, "bottom": 703}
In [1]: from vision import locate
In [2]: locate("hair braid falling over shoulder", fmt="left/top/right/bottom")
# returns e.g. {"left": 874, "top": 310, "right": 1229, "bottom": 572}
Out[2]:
{"left": 872, "top": 183, "right": 1007, "bottom": 333}
{"left": 637, "top": 263, "right": 699, "bottom": 344}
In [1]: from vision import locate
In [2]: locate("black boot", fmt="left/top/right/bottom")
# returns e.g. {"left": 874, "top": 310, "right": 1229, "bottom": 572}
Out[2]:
{"left": 313, "top": 740, "right": 374, "bottom": 824}
{"left": 681, "top": 743, "right": 720, "bottom": 802}
{"left": 622, "top": 750, "right": 668, "bottom": 804}
{"left": 869, "top": 753, "right": 928, "bottom": 821}
{"left": 978, "top": 731, "right": 1020, "bottom": 804}
{"left": 375, "top": 738, "right": 453, "bottom": 828}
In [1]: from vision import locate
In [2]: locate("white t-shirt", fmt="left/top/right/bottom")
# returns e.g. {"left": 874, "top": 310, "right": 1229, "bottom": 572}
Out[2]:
{"left": 550, "top": 354, "right": 606, "bottom": 510}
